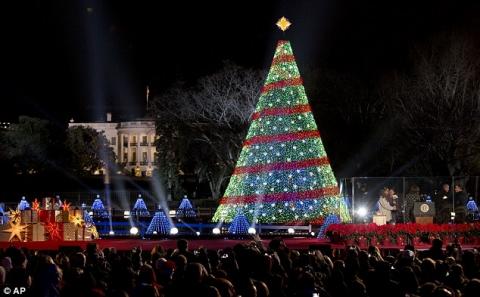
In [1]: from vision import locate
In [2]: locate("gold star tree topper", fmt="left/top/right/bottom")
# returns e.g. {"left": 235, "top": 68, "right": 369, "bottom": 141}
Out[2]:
{"left": 276, "top": 16, "right": 291, "bottom": 32}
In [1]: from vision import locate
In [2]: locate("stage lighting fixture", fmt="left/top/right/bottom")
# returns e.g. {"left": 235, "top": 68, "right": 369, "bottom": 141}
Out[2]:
{"left": 124, "top": 210, "right": 131, "bottom": 218}
{"left": 247, "top": 227, "right": 256, "bottom": 235}
{"left": 310, "top": 232, "right": 315, "bottom": 236}
{"left": 153, "top": 231, "right": 158, "bottom": 235}
{"left": 357, "top": 207, "right": 368, "bottom": 217}
{"left": 287, "top": 228, "right": 295, "bottom": 234}
{"left": 196, "top": 231, "right": 201, "bottom": 236}
{"left": 212, "top": 228, "right": 221, "bottom": 235}
{"left": 88, "top": 212, "right": 93, "bottom": 216}
{"left": 170, "top": 227, "right": 179, "bottom": 235}
{"left": 130, "top": 227, "right": 139, "bottom": 235}
{"left": 108, "top": 230, "right": 115, "bottom": 236}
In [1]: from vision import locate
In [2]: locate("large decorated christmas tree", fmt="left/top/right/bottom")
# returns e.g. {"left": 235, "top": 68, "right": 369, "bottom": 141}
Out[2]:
{"left": 213, "top": 17, "right": 351, "bottom": 224}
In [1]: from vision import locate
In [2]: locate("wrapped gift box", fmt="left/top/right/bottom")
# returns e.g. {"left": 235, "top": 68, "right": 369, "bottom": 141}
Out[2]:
{"left": 26, "top": 223, "right": 45, "bottom": 242}
{"left": 39, "top": 210, "right": 56, "bottom": 223}
{"left": 43, "top": 197, "right": 56, "bottom": 210}
{"left": 63, "top": 222, "right": 78, "bottom": 241}
{"left": 0, "top": 224, "right": 12, "bottom": 241}
{"left": 55, "top": 210, "right": 70, "bottom": 223}
{"left": 69, "top": 208, "right": 83, "bottom": 217}
{"left": 21, "top": 210, "right": 39, "bottom": 224}
{"left": 63, "top": 223, "right": 94, "bottom": 241}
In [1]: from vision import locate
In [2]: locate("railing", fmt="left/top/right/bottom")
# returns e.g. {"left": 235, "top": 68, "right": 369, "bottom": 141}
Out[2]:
{"left": 340, "top": 176, "right": 480, "bottom": 223}
{"left": 4, "top": 176, "right": 478, "bottom": 225}
{"left": 140, "top": 142, "right": 148, "bottom": 146}
{"left": 130, "top": 142, "right": 137, "bottom": 146}
{"left": 128, "top": 162, "right": 137, "bottom": 165}
{"left": 140, "top": 161, "right": 148, "bottom": 166}
{"left": 0, "top": 190, "right": 219, "bottom": 213}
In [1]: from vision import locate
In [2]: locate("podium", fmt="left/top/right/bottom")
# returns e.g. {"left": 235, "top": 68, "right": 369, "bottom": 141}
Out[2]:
{"left": 414, "top": 201, "right": 435, "bottom": 224}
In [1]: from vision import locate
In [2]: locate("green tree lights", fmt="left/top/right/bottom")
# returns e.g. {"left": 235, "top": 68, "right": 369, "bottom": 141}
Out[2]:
{"left": 213, "top": 40, "right": 351, "bottom": 224}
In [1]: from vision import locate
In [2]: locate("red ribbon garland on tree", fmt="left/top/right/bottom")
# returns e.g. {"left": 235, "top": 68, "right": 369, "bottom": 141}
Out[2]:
{"left": 243, "top": 130, "right": 320, "bottom": 147}
{"left": 233, "top": 157, "right": 329, "bottom": 175}
{"left": 271, "top": 54, "right": 296, "bottom": 66}
{"left": 251, "top": 104, "right": 311, "bottom": 121}
{"left": 220, "top": 186, "right": 339, "bottom": 204}
{"left": 261, "top": 77, "right": 303, "bottom": 94}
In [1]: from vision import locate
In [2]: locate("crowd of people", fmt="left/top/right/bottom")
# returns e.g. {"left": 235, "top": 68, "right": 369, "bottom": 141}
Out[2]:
{"left": 0, "top": 237, "right": 479, "bottom": 297}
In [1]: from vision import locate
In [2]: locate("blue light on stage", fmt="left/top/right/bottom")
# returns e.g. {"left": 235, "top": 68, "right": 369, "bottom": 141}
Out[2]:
{"left": 467, "top": 198, "right": 478, "bottom": 212}
{"left": 92, "top": 196, "right": 109, "bottom": 218}
{"left": 83, "top": 209, "right": 95, "bottom": 227}
{"left": 318, "top": 214, "right": 340, "bottom": 239}
{"left": 0, "top": 205, "right": 8, "bottom": 225}
{"left": 228, "top": 213, "right": 251, "bottom": 235}
{"left": 176, "top": 196, "right": 196, "bottom": 218}
{"left": 133, "top": 195, "right": 150, "bottom": 217}
{"left": 18, "top": 196, "right": 30, "bottom": 211}
{"left": 146, "top": 210, "right": 171, "bottom": 235}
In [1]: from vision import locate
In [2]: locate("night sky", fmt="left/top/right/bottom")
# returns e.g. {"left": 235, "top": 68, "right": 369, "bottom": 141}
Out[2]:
{"left": 1, "top": 0, "right": 479, "bottom": 124}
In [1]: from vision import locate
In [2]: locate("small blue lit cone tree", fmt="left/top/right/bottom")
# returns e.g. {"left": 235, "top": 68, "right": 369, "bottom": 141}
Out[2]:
{"left": 83, "top": 208, "right": 94, "bottom": 227}
{"left": 228, "top": 212, "right": 251, "bottom": 235}
{"left": 146, "top": 210, "right": 171, "bottom": 235}
{"left": 176, "top": 196, "right": 197, "bottom": 219}
{"left": 18, "top": 197, "right": 30, "bottom": 211}
{"left": 0, "top": 205, "right": 8, "bottom": 225}
{"left": 91, "top": 195, "right": 109, "bottom": 218}
{"left": 133, "top": 195, "right": 150, "bottom": 217}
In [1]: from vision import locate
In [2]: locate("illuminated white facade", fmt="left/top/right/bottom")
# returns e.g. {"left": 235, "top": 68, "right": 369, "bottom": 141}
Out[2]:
{"left": 69, "top": 113, "right": 157, "bottom": 177}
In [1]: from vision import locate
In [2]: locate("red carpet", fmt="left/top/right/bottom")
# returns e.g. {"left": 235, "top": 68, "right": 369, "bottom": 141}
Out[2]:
{"left": 1, "top": 237, "right": 478, "bottom": 251}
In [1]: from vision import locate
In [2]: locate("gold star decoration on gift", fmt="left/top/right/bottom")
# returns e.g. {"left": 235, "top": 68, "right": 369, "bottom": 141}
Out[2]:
{"left": 89, "top": 225, "right": 99, "bottom": 239}
{"left": 32, "top": 198, "right": 40, "bottom": 212}
{"left": 69, "top": 214, "right": 85, "bottom": 228}
{"left": 8, "top": 208, "right": 21, "bottom": 224}
{"left": 45, "top": 222, "right": 62, "bottom": 240}
{"left": 276, "top": 16, "right": 291, "bottom": 32}
{"left": 62, "top": 200, "right": 71, "bottom": 211}
{"left": 3, "top": 221, "right": 27, "bottom": 242}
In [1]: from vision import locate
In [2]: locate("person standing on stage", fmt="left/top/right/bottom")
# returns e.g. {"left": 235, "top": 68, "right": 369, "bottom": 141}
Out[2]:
{"left": 453, "top": 184, "right": 468, "bottom": 223}
{"left": 405, "top": 184, "right": 421, "bottom": 223}
{"left": 378, "top": 187, "right": 396, "bottom": 223}
{"left": 436, "top": 183, "right": 452, "bottom": 223}
{"left": 388, "top": 188, "right": 400, "bottom": 223}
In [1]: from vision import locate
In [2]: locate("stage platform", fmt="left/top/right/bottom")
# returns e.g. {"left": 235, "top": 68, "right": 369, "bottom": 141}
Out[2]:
{"left": 1, "top": 237, "right": 478, "bottom": 252}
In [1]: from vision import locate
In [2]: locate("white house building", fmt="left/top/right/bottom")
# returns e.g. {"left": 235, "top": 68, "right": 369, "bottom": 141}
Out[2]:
{"left": 69, "top": 113, "right": 157, "bottom": 177}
